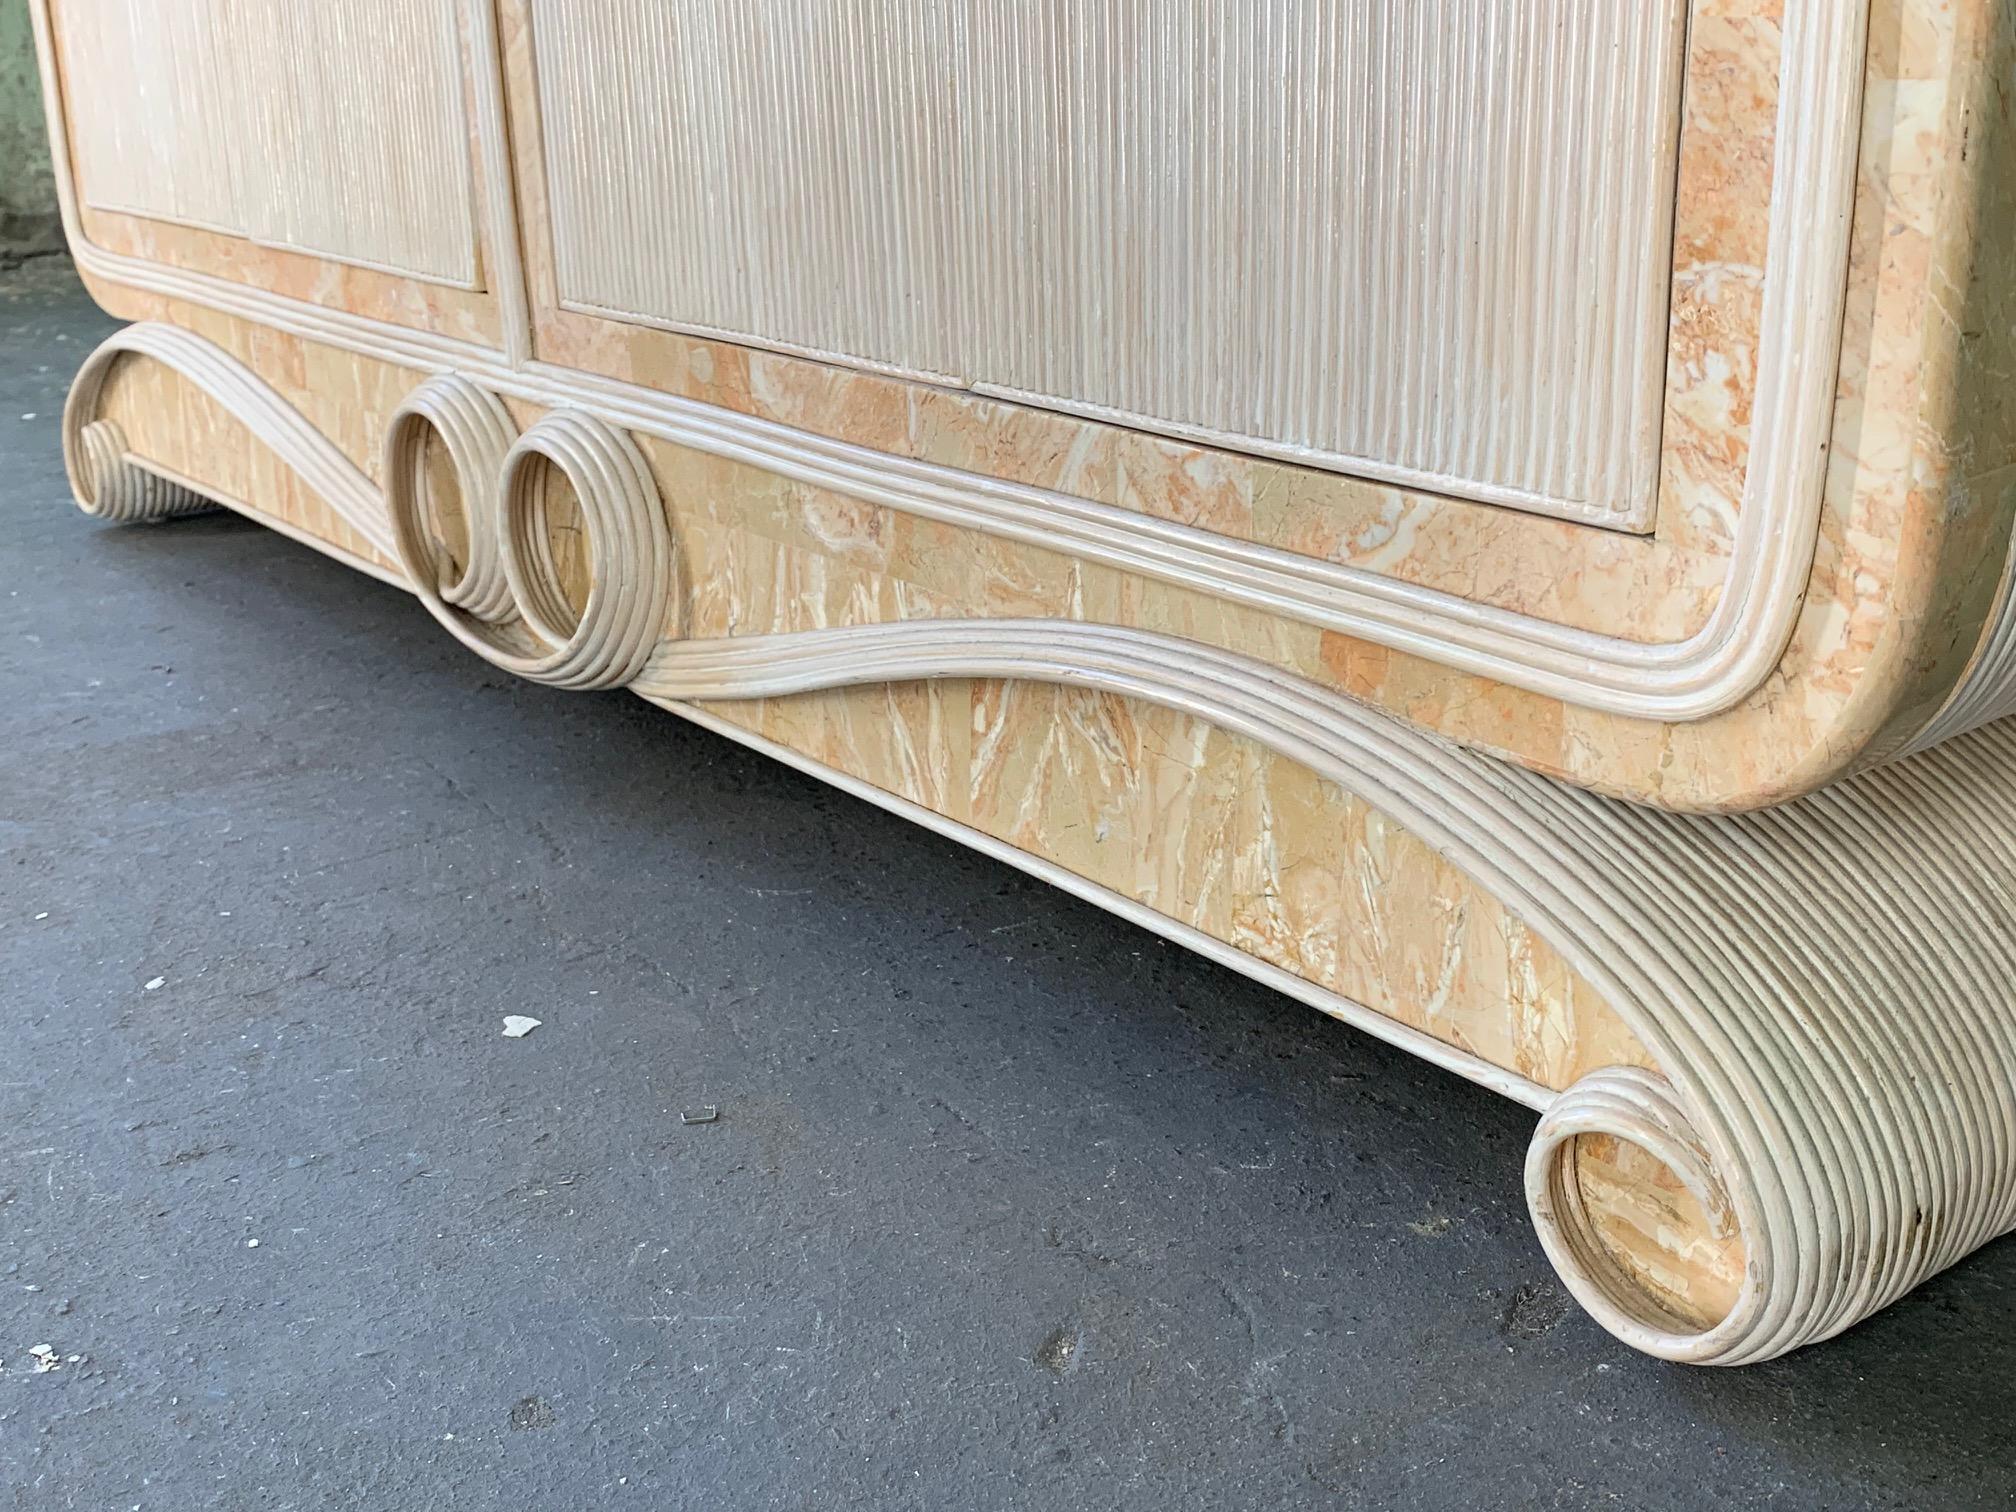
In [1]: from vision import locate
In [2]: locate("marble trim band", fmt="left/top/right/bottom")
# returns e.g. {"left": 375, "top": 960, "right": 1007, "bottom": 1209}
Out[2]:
{"left": 31, "top": 0, "right": 1874, "bottom": 724}
{"left": 65, "top": 345, "right": 2016, "bottom": 1364}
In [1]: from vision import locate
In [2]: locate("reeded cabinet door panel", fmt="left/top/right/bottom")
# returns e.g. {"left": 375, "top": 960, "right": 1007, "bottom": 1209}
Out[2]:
{"left": 54, "top": 0, "right": 479, "bottom": 287}
{"left": 531, "top": 0, "right": 1689, "bottom": 529}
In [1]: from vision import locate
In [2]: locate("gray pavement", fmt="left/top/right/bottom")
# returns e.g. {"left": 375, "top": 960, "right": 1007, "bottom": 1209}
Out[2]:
{"left": 3, "top": 258, "right": 2012, "bottom": 1510}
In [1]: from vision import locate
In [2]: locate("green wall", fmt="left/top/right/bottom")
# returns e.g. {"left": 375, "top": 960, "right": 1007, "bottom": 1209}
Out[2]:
{"left": 0, "top": 0, "right": 59, "bottom": 256}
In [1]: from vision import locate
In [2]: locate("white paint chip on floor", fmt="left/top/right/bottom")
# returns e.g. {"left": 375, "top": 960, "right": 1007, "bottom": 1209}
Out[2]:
{"left": 501, "top": 1016, "right": 542, "bottom": 1038}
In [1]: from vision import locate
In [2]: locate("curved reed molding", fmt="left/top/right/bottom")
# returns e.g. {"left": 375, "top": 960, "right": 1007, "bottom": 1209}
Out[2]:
{"left": 626, "top": 619, "right": 2016, "bottom": 1365}
{"left": 64, "top": 347, "right": 2016, "bottom": 1365}
{"left": 1527, "top": 1068, "right": 1739, "bottom": 1342}
{"left": 497, "top": 412, "right": 677, "bottom": 690}
{"left": 386, "top": 387, "right": 675, "bottom": 691}
{"left": 383, "top": 373, "right": 517, "bottom": 624}
{"left": 66, "top": 417, "right": 217, "bottom": 523}
{"left": 64, "top": 324, "right": 396, "bottom": 557}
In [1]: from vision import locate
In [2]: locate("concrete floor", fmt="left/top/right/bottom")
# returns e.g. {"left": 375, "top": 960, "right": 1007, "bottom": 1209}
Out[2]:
{"left": 3, "top": 259, "right": 2013, "bottom": 1511}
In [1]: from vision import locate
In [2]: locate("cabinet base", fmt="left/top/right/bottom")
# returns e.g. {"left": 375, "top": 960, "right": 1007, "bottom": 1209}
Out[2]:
{"left": 62, "top": 321, "right": 2016, "bottom": 1364}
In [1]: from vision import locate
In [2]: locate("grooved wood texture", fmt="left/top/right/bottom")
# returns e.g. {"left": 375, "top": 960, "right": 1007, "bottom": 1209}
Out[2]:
{"left": 531, "top": 0, "right": 1687, "bottom": 528}
{"left": 55, "top": 0, "right": 479, "bottom": 286}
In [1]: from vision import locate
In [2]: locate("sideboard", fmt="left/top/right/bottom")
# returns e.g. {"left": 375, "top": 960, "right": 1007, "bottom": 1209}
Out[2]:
{"left": 33, "top": 0, "right": 2016, "bottom": 1363}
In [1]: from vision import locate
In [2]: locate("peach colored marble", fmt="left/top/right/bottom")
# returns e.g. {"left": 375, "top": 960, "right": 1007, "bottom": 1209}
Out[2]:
{"left": 90, "top": 319, "right": 409, "bottom": 576}
{"left": 1571, "top": 1132, "right": 1748, "bottom": 1332}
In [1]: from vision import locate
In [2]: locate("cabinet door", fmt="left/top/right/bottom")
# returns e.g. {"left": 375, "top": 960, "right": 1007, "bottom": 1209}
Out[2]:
{"left": 56, "top": 0, "right": 480, "bottom": 288}
{"left": 531, "top": 1, "right": 1687, "bottom": 529}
